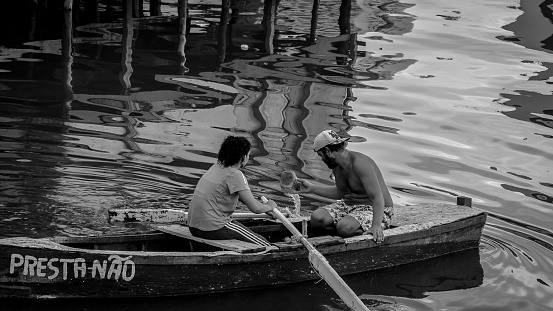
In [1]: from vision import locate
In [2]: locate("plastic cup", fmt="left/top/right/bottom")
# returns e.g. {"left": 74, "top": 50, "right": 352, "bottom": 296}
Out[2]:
{"left": 280, "top": 171, "right": 301, "bottom": 193}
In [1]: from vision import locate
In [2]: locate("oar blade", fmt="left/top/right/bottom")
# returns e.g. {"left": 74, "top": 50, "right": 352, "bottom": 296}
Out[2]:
{"left": 269, "top": 205, "right": 368, "bottom": 311}
{"left": 308, "top": 250, "right": 369, "bottom": 311}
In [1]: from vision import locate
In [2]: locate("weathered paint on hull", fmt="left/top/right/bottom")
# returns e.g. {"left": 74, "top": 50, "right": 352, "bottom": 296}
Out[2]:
{"left": 0, "top": 214, "right": 485, "bottom": 299}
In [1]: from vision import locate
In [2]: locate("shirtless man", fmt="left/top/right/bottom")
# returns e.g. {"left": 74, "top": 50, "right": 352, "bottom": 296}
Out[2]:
{"left": 296, "top": 130, "right": 394, "bottom": 243}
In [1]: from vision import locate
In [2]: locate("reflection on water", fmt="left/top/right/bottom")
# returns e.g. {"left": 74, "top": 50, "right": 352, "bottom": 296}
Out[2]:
{"left": 1, "top": 0, "right": 553, "bottom": 310}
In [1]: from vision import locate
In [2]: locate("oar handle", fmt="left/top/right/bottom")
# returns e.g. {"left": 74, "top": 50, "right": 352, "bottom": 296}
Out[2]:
{"left": 262, "top": 196, "right": 301, "bottom": 237}
{"left": 272, "top": 208, "right": 302, "bottom": 238}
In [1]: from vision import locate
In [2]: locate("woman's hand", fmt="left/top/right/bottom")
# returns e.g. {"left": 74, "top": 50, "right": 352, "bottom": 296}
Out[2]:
{"left": 260, "top": 196, "right": 277, "bottom": 211}
{"left": 265, "top": 199, "right": 277, "bottom": 210}
{"left": 261, "top": 197, "right": 279, "bottom": 219}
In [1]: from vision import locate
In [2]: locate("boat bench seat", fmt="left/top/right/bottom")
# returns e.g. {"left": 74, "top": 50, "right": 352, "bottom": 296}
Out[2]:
{"left": 155, "top": 224, "right": 269, "bottom": 253}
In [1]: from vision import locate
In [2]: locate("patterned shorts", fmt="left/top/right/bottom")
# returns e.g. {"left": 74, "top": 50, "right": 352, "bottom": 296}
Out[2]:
{"left": 322, "top": 200, "right": 394, "bottom": 231}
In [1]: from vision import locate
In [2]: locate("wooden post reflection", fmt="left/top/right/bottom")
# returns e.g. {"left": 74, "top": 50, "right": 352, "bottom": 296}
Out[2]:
{"left": 84, "top": 0, "right": 99, "bottom": 24}
{"left": 261, "top": 81, "right": 309, "bottom": 173}
{"left": 262, "top": 0, "right": 276, "bottom": 54}
{"left": 349, "top": 33, "right": 357, "bottom": 69}
{"left": 339, "top": 0, "right": 351, "bottom": 35}
{"left": 178, "top": 0, "right": 188, "bottom": 74}
{"left": 139, "top": 0, "right": 144, "bottom": 17}
{"left": 132, "top": 0, "right": 140, "bottom": 18}
{"left": 64, "top": 0, "right": 73, "bottom": 10}
{"left": 27, "top": 0, "right": 38, "bottom": 42}
{"left": 309, "top": 0, "right": 320, "bottom": 43}
{"left": 62, "top": 0, "right": 73, "bottom": 99}
{"left": 218, "top": 0, "right": 230, "bottom": 63}
{"left": 120, "top": 0, "right": 134, "bottom": 94}
{"left": 335, "top": 0, "right": 354, "bottom": 66}
{"left": 151, "top": 0, "right": 161, "bottom": 16}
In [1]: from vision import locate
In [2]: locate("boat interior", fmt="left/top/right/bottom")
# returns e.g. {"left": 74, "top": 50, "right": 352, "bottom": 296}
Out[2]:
{"left": 51, "top": 218, "right": 345, "bottom": 254}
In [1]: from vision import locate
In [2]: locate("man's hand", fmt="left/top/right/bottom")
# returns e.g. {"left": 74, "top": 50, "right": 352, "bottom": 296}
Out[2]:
{"left": 296, "top": 179, "right": 313, "bottom": 194}
{"left": 365, "top": 223, "right": 384, "bottom": 244}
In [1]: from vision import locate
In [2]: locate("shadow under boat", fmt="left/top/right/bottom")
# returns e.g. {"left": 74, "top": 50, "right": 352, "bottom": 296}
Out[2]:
{"left": 345, "top": 247, "right": 484, "bottom": 299}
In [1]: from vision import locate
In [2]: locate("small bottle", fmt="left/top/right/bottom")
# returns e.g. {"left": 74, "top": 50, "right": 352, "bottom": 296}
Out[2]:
{"left": 280, "top": 171, "right": 301, "bottom": 194}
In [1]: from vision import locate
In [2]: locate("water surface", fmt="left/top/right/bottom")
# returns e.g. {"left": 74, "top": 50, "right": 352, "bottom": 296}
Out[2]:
{"left": 1, "top": 0, "right": 552, "bottom": 310}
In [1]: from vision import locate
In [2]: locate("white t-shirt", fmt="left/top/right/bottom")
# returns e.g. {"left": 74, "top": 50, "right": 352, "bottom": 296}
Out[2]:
{"left": 188, "top": 164, "right": 249, "bottom": 231}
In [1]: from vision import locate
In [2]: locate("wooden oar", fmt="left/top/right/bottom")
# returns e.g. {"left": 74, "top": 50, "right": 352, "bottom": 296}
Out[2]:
{"left": 267, "top": 202, "right": 369, "bottom": 311}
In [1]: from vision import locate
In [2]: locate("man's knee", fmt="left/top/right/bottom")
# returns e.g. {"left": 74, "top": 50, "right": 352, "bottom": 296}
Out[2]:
{"left": 336, "top": 216, "right": 362, "bottom": 238}
{"left": 310, "top": 208, "right": 333, "bottom": 228}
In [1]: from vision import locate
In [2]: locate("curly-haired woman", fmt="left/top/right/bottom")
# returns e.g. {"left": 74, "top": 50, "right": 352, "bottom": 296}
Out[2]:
{"left": 188, "top": 136, "right": 276, "bottom": 246}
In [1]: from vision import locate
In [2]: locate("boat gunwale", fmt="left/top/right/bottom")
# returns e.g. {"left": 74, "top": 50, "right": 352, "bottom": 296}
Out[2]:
{"left": 0, "top": 208, "right": 487, "bottom": 264}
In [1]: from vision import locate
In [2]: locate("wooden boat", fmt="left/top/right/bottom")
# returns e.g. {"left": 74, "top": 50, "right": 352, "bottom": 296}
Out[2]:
{"left": 0, "top": 199, "right": 486, "bottom": 299}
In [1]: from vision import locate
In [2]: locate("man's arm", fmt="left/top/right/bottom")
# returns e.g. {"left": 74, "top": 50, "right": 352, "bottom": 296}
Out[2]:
{"left": 298, "top": 179, "right": 342, "bottom": 200}
{"left": 354, "top": 158, "right": 386, "bottom": 243}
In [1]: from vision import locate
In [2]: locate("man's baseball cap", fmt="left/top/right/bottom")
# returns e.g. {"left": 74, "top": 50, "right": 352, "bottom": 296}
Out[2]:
{"left": 313, "top": 130, "right": 350, "bottom": 152}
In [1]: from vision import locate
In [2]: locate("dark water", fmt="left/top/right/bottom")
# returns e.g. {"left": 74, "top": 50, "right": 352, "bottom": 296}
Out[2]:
{"left": 0, "top": 0, "right": 552, "bottom": 310}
